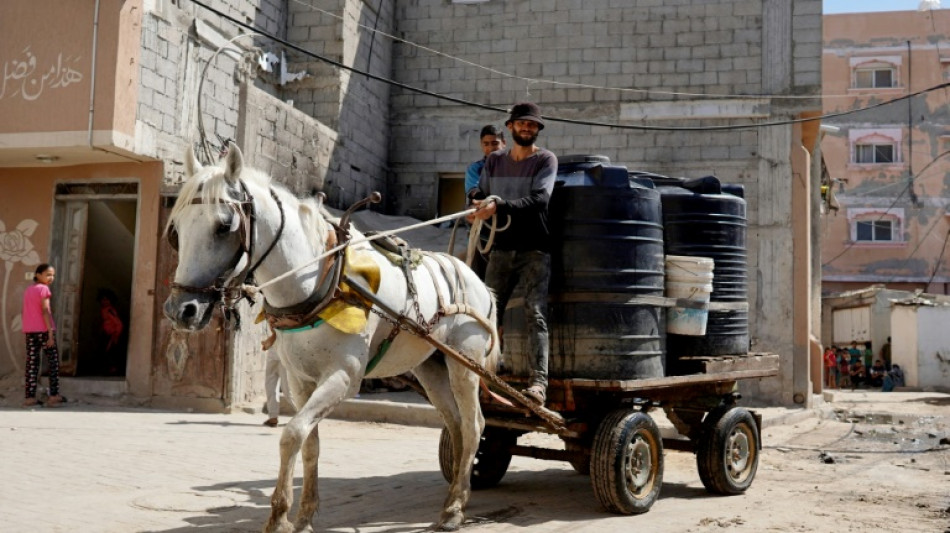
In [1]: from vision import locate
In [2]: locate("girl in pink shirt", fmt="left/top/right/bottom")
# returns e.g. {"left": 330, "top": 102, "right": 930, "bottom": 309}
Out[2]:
{"left": 22, "top": 263, "right": 64, "bottom": 407}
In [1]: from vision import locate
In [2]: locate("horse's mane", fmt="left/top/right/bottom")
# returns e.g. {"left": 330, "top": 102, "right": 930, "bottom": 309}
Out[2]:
{"left": 167, "top": 160, "right": 273, "bottom": 231}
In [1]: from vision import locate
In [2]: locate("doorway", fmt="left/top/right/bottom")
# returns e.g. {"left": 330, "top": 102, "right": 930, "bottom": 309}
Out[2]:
{"left": 52, "top": 183, "right": 138, "bottom": 377}
{"left": 438, "top": 172, "right": 465, "bottom": 217}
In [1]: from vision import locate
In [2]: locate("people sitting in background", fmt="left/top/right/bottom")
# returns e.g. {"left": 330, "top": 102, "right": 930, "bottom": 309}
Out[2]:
{"left": 881, "top": 363, "right": 905, "bottom": 392}
{"left": 849, "top": 360, "right": 866, "bottom": 389}
{"left": 869, "top": 359, "right": 886, "bottom": 388}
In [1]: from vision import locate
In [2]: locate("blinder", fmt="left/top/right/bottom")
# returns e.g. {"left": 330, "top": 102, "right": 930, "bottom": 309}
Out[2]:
{"left": 167, "top": 195, "right": 254, "bottom": 254}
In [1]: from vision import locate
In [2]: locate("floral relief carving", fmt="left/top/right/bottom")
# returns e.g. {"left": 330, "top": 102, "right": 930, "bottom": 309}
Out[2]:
{"left": 1, "top": 219, "right": 42, "bottom": 373}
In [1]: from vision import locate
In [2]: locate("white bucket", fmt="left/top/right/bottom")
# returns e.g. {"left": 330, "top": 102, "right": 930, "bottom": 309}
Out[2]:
{"left": 665, "top": 255, "right": 714, "bottom": 336}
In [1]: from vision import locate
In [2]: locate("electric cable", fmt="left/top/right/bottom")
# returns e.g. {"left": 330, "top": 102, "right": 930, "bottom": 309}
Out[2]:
{"left": 188, "top": 0, "right": 950, "bottom": 133}
{"left": 287, "top": 0, "right": 887, "bottom": 102}
{"left": 926, "top": 228, "right": 950, "bottom": 285}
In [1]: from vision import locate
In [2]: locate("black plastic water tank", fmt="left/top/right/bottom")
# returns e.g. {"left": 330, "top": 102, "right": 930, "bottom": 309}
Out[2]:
{"left": 502, "top": 156, "right": 666, "bottom": 380}
{"left": 653, "top": 175, "right": 749, "bottom": 365}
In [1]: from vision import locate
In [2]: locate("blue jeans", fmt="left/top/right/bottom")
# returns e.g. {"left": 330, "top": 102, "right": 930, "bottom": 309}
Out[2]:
{"left": 485, "top": 250, "right": 550, "bottom": 388}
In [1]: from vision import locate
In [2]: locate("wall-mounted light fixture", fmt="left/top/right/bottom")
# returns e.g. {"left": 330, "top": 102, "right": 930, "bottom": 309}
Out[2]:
{"left": 34, "top": 154, "right": 60, "bottom": 164}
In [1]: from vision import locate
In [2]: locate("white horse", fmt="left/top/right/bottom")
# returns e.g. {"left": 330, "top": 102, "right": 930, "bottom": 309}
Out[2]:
{"left": 163, "top": 144, "right": 499, "bottom": 532}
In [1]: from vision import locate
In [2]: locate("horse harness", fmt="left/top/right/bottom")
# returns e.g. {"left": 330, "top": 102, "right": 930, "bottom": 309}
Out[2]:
{"left": 167, "top": 182, "right": 286, "bottom": 326}
{"left": 170, "top": 188, "right": 560, "bottom": 430}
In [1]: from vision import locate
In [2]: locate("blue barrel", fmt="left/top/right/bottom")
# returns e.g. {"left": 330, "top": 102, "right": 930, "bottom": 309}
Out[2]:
{"left": 503, "top": 156, "right": 666, "bottom": 380}
{"left": 652, "top": 175, "right": 749, "bottom": 364}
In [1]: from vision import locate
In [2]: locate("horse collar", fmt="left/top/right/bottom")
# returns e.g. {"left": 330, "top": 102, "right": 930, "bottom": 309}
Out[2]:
{"left": 260, "top": 220, "right": 347, "bottom": 326}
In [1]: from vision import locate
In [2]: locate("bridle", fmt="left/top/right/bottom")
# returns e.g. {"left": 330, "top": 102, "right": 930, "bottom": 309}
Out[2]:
{"left": 166, "top": 183, "right": 381, "bottom": 328}
{"left": 167, "top": 182, "right": 285, "bottom": 316}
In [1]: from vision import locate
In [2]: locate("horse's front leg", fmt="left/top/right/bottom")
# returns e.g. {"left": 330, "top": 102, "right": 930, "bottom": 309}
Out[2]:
{"left": 290, "top": 369, "right": 356, "bottom": 532}
{"left": 263, "top": 422, "right": 302, "bottom": 533}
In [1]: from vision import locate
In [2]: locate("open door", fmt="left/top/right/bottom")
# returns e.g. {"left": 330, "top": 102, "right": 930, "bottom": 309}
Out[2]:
{"left": 52, "top": 183, "right": 137, "bottom": 377}
{"left": 54, "top": 202, "right": 88, "bottom": 376}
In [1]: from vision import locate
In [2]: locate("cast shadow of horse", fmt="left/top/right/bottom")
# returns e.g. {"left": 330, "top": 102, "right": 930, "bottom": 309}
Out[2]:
{"left": 141, "top": 466, "right": 671, "bottom": 532}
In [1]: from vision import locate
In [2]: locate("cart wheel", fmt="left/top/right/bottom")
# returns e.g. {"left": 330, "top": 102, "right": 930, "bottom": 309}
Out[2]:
{"left": 438, "top": 426, "right": 515, "bottom": 490}
{"left": 590, "top": 410, "right": 663, "bottom": 514}
{"left": 564, "top": 439, "right": 591, "bottom": 475}
{"left": 696, "top": 407, "right": 759, "bottom": 495}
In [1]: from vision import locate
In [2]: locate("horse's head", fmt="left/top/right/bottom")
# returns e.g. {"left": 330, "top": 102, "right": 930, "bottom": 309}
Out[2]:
{"left": 163, "top": 143, "right": 256, "bottom": 331}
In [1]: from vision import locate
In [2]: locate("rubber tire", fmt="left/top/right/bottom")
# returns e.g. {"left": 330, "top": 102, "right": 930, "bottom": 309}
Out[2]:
{"left": 696, "top": 407, "right": 760, "bottom": 495}
{"left": 438, "top": 426, "right": 515, "bottom": 490}
{"left": 590, "top": 410, "right": 664, "bottom": 514}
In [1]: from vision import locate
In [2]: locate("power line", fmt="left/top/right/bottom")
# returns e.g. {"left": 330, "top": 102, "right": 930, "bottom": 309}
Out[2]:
{"left": 188, "top": 0, "right": 950, "bottom": 133}
{"left": 287, "top": 0, "right": 926, "bottom": 102}
{"left": 822, "top": 150, "right": 950, "bottom": 267}
{"left": 926, "top": 228, "right": 950, "bottom": 286}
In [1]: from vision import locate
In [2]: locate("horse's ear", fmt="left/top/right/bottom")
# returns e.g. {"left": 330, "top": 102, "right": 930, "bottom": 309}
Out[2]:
{"left": 185, "top": 145, "right": 202, "bottom": 177}
{"left": 315, "top": 191, "right": 326, "bottom": 209}
{"left": 223, "top": 141, "right": 244, "bottom": 185}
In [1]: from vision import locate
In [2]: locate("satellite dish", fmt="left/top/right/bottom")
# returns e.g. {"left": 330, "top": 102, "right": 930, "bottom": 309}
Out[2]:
{"left": 919, "top": 0, "right": 941, "bottom": 11}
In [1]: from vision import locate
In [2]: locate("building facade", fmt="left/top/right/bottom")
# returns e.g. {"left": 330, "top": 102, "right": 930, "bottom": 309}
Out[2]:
{"left": 821, "top": 9, "right": 950, "bottom": 295}
{"left": 0, "top": 0, "right": 823, "bottom": 409}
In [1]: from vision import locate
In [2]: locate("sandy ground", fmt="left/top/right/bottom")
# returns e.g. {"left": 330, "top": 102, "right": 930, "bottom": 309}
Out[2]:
{"left": 2, "top": 384, "right": 948, "bottom": 532}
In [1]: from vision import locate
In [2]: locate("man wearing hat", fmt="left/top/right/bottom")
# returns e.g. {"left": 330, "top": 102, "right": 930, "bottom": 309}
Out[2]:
{"left": 468, "top": 102, "right": 557, "bottom": 404}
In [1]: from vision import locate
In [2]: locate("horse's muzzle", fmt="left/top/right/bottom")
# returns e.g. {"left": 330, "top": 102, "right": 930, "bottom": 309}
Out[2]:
{"left": 164, "top": 291, "right": 216, "bottom": 331}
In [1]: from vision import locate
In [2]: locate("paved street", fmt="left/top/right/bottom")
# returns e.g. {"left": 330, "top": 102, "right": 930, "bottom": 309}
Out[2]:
{"left": 1, "top": 390, "right": 947, "bottom": 533}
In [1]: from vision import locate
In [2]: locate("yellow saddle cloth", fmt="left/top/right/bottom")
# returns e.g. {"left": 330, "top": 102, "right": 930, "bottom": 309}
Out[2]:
{"left": 316, "top": 247, "right": 381, "bottom": 334}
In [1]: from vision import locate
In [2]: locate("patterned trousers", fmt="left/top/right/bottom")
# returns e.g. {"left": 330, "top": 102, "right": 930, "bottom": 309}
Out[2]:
{"left": 24, "top": 332, "right": 60, "bottom": 399}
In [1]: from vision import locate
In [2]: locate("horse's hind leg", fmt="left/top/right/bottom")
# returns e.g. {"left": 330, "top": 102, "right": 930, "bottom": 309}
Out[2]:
{"left": 414, "top": 355, "right": 483, "bottom": 531}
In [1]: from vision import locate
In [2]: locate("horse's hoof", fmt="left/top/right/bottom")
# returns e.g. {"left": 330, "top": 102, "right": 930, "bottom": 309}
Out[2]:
{"left": 292, "top": 519, "right": 314, "bottom": 533}
{"left": 435, "top": 512, "right": 464, "bottom": 531}
{"left": 262, "top": 518, "right": 294, "bottom": 533}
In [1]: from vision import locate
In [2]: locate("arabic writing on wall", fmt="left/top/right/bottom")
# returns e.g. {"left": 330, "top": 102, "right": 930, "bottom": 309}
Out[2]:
{"left": 1, "top": 46, "right": 84, "bottom": 102}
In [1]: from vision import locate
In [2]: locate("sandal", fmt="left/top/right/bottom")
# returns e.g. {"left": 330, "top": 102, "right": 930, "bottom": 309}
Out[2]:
{"left": 522, "top": 384, "right": 546, "bottom": 405}
{"left": 45, "top": 395, "right": 66, "bottom": 408}
{"left": 23, "top": 398, "right": 39, "bottom": 407}
{"left": 263, "top": 417, "right": 279, "bottom": 427}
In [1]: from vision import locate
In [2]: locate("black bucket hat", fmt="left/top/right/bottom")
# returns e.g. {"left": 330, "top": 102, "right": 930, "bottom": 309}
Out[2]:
{"left": 505, "top": 102, "right": 545, "bottom": 130}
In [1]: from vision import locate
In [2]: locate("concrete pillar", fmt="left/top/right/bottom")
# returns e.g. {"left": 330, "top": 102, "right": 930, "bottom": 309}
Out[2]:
{"left": 791, "top": 122, "right": 813, "bottom": 405}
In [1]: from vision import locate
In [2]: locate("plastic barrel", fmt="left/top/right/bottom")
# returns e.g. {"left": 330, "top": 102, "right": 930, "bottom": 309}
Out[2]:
{"left": 502, "top": 156, "right": 666, "bottom": 380}
{"left": 654, "top": 176, "right": 749, "bottom": 365}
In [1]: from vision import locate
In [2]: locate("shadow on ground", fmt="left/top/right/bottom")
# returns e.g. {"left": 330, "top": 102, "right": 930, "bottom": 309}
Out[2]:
{"left": 145, "top": 467, "right": 727, "bottom": 532}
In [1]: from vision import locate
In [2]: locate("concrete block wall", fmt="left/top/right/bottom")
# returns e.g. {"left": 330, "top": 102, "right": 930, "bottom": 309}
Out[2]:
{"left": 387, "top": 0, "right": 822, "bottom": 404}
{"left": 284, "top": 0, "right": 393, "bottom": 210}
{"left": 136, "top": 0, "right": 288, "bottom": 189}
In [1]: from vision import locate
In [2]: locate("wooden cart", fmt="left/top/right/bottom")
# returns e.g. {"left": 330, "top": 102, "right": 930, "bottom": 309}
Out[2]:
{"left": 436, "top": 352, "right": 780, "bottom": 514}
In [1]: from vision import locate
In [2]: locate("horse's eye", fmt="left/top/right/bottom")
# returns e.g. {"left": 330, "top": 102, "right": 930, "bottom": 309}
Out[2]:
{"left": 215, "top": 222, "right": 231, "bottom": 236}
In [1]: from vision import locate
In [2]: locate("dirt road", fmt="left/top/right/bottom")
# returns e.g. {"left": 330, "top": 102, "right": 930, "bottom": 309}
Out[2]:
{"left": 1, "top": 390, "right": 948, "bottom": 532}
{"left": 318, "top": 392, "right": 950, "bottom": 533}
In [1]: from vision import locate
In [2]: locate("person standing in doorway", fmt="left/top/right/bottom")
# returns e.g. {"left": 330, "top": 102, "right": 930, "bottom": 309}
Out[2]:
{"left": 22, "top": 263, "right": 65, "bottom": 407}
{"left": 469, "top": 102, "right": 557, "bottom": 405}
